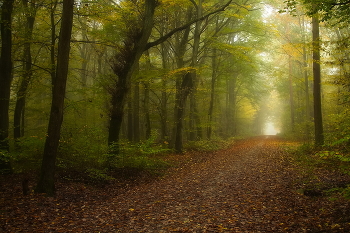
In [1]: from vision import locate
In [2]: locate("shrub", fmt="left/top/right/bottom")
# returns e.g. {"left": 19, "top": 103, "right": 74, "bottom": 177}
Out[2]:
{"left": 106, "top": 131, "right": 171, "bottom": 178}
{"left": 11, "top": 136, "right": 45, "bottom": 173}
{"left": 184, "top": 138, "right": 233, "bottom": 152}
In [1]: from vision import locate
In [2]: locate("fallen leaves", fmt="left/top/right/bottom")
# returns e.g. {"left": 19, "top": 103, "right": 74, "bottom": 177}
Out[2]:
{"left": 1, "top": 136, "right": 350, "bottom": 232}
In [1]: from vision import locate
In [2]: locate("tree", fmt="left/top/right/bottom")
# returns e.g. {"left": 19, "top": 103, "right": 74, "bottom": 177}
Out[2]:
{"left": 283, "top": 0, "right": 350, "bottom": 25}
{"left": 312, "top": 13, "right": 324, "bottom": 146}
{"left": 36, "top": 0, "right": 75, "bottom": 196}
{"left": 108, "top": 0, "right": 233, "bottom": 154}
{"left": 108, "top": 0, "right": 158, "bottom": 154}
{"left": 0, "top": 0, "right": 15, "bottom": 151}
{"left": 14, "top": 0, "right": 38, "bottom": 139}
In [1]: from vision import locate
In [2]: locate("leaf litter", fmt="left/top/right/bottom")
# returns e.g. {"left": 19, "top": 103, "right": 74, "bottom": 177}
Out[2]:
{"left": 1, "top": 136, "right": 350, "bottom": 232}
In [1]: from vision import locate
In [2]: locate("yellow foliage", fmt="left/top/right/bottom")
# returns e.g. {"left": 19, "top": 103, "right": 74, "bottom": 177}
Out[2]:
{"left": 166, "top": 67, "right": 197, "bottom": 77}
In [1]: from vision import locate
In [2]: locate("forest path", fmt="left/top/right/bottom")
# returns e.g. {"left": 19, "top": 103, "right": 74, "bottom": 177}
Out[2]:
{"left": 2, "top": 136, "right": 350, "bottom": 232}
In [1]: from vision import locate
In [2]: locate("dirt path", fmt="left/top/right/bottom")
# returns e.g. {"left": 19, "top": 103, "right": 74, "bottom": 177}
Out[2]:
{"left": 1, "top": 136, "right": 350, "bottom": 232}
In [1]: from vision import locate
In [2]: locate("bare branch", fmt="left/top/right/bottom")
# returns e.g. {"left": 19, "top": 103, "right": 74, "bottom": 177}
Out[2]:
{"left": 145, "top": 0, "right": 233, "bottom": 50}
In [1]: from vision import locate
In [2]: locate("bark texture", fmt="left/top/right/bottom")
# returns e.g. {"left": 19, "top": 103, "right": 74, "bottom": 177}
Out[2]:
{"left": 36, "top": 0, "right": 74, "bottom": 196}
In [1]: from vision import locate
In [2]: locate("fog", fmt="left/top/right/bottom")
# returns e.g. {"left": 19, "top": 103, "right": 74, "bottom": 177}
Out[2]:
{"left": 264, "top": 122, "right": 279, "bottom": 135}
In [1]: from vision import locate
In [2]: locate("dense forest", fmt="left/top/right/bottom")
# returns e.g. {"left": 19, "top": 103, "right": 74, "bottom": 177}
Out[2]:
{"left": 0, "top": 0, "right": 350, "bottom": 197}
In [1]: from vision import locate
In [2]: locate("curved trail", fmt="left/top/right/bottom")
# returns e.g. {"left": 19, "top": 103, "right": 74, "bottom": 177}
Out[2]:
{"left": 2, "top": 136, "right": 349, "bottom": 232}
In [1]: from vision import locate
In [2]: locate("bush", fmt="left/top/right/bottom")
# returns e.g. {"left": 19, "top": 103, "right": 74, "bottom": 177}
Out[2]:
{"left": 0, "top": 150, "right": 12, "bottom": 174}
{"left": 106, "top": 131, "right": 171, "bottom": 178}
{"left": 11, "top": 136, "right": 45, "bottom": 173}
{"left": 57, "top": 126, "right": 108, "bottom": 171}
{"left": 85, "top": 168, "right": 114, "bottom": 183}
{"left": 184, "top": 138, "right": 233, "bottom": 152}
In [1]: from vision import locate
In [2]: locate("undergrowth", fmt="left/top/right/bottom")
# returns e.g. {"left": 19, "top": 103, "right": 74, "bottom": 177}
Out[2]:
{"left": 288, "top": 139, "right": 350, "bottom": 200}
{"left": 184, "top": 137, "right": 234, "bottom": 152}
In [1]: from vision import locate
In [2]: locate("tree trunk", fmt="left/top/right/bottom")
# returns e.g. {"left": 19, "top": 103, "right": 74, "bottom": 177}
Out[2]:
{"left": 127, "top": 97, "right": 133, "bottom": 142}
{"left": 160, "top": 42, "right": 169, "bottom": 141}
{"left": 143, "top": 81, "right": 151, "bottom": 139}
{"left": 36, "top": 0, "right": 74, "bottom": 196}
{"left": 133, "top": 81, "right": 140, "bottom": 142}
{"left": 208, "top": 47, "right": 218, "bottom": 140}
{"left": 0, "top": 0, "right": 15, "bottom": 151}
{"left": 50, "top": 1, "right": 58, "bottom": 84}
{"left": 143, "top": 51, "right": 152, "bottom": 139}
{"left": 174, "top": 72, "right": 193, "bottom": 152}
{"left": 172, "top": 8, "right": 193, "bottom": 153}
{"left": 227, "top": 74, "right": 237, "bottom": 137}
{"left": 14, "top": 0, "right": 36, "bottom": 139}
{"left": 312, "top": 14, "right": 324, "bottom": 146}
{"left": 188, "top": 0, "right": 203, "bottom": 141}
{"left": 288, "top": 56, "right": 295, "bottom": 132}
{"left": 107, "top": 0, "right": 233, "bottom": 153}
{"left": 108, "top": 0, "right": 157, "bottom": 154}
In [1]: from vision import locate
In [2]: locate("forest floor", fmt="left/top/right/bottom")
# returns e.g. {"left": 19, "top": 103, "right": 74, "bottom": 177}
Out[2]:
{"left": 1, "top": 136, "right": 350, "bottom": 232}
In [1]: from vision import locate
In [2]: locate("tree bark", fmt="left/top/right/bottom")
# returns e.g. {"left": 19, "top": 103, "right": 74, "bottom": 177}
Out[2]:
{"left": 108, "top": 0, "right": 157, "bottom": 153}
{"left": 127, "top": 98, "right": 133, "bottom": 142}
{"left": 143, "top": 51, "right": 152, "bottom": 139}
{"left": 143, "top": 81, "right": 151, "bottom": 139}
{"left": 207, "top": 47, "right": 218, "bottom": 139}
{"left": 188, "top": 0, "right": 203, "bottom": 141}
{"left": 14, "top": 0, "right": 37, "bottom": 139}
{"left": 312, "top": 14, "right": 324, "bottom": 146}
{"left": 108, "top": 0, "right": 233, "bottom": 154}
{"left": 160, "top": 41, "right": 169, "bottom": 141}
{"left": 172, "top": 8, "right": 192, "bottom": 153}
{"left": 288, "top": 56, "right": 295, "bottom": 132}
{"left": 36, "top": 0, "right": 74, "bottom": 196}
{"left": 133, "top": 81, "right": 140, "bottom": 142}
{"left": 0, "top": 0, "right": 15, "bottom": 151}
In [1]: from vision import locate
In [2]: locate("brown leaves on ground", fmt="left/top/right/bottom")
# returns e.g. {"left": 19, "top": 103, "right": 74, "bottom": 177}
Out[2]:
{"left": 1, "top": 136, "right": 350, "bottom": 232}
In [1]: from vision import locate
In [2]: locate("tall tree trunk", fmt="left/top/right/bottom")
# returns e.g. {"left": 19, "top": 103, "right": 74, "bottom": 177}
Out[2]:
{"left": 174, "top": 72, "right": 193, "bottom": 152}
{"left": 208, "top": 47, "right": 218, "bottom": 140}
{"left": 0, "top": 0, "right": 14, "bottom": 152}
{"left": 288, "top": 56, "right": 295, "bottom": 132}
{"left": 127, "top": 98, "right": 133, "bottom": 141}
{"left": 14, "top": 0, "right": 37, "bottom": 139}
{"left": 160, "top": 42, "right": 169, "bottom": 141}
{"left": 143, "top": 81, "right": 151, "bottom": 139}
{"left": 108, "top": 0, "right": 157, "bottom": 154}
{"left": 302, "top": 16, "right": 311, "bottom": 141}
{"left": 107, "top": 0, "right": 233, "bottom": 154}
{"left": 188, "top": 0, "right": 203, "bottom": 141}
{"left": 227, "top": 74, "right": 237, "bottom": 137}
{"left": 133, "top": 81, "right": 140, "bottom": 142}
{"left": 143, "top": 51, "right": 152, "bottom": 139}
{"left": 50, "top": 1, "right": 58, "bottom": 84}
{"left": 36, "top": 0, "right": 74, "bottom": 196}
{"left": 172, "top": 8, "right": 192, "bottom": 153}
{"left": 301, "top": 15, "right": 311, "bottom": 122}
{"left": 312, "top": 14, "right": 324, "bottom": 146}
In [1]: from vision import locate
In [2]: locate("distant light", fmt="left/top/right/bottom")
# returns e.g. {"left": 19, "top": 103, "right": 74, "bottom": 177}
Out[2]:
{"left": 264, "top": 122, "right": 278, "bottom": 135}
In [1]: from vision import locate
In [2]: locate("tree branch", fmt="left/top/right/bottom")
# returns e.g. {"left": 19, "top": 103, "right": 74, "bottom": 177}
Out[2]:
{"left": 332, "top": 0, "right": 350, "bottom": 6}
{"left": 145, "top": 0, "right": 233, "bottom": 50}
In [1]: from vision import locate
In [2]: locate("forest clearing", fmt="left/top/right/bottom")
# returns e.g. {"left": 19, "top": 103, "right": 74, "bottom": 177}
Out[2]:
{"left": 1, "top": 136, "right": 350, "bottom": 232}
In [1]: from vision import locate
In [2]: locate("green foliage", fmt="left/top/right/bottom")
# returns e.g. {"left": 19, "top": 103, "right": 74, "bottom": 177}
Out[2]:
{"left": 324, "top": 109, "right": 350, "bottom": 145}
{"left": 281, "top": 0, "right": 350, "bottom": 26}
{"left": 289, "top": 141, "right": 350, "bottom": 200}
{"left": 107, "top": 132, "right": 171, "bottom": 177}
{"left": 11, "top": 136, "right": 45, "bottom": 172}
{"left": 325, "top": 185, "right": 350, "bottom": 200}
{"left": 185, "top": 138, "right": 234, "bottom": 152}
{"left": 57, "top": 125, "right": 108, "bottom": 171}
{"left": 85, "top": 168, "right": 114, "bottom": 183}
{"left": 0, "top": 150, "right": 12, "bottom": 174}
{"left": 111, "top": 154, "right": 171, "bottom": 177}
